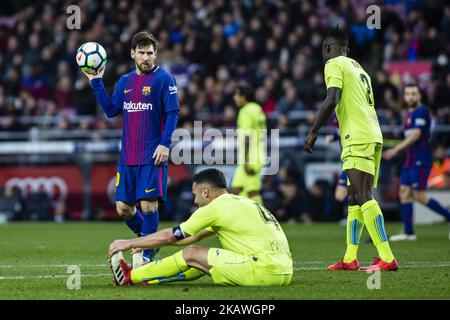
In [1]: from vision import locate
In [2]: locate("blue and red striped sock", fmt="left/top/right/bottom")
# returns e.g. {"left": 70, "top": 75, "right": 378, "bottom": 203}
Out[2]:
{"left": 401, "top": 203, "right": 414, "bottom": 235}
{"left": 426, "top": 198, "right": 450, "bottom": 221}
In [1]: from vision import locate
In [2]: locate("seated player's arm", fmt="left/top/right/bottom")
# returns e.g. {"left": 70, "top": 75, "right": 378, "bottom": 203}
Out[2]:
{"left": 174, "top": 228, "right": 214, "bottom": 246}
{"left": 109, "top": 228, "right": 176, "bottom": 256}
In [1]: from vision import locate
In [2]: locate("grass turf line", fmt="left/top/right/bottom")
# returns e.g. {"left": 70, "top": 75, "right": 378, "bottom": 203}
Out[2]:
{"left": 0, "top": 222, "right": 449, "bottom": 299}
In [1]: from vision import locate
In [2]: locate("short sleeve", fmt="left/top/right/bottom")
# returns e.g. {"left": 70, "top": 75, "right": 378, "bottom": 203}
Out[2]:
{"left": 162, "top": 73, "right": 179, "bottom": 112}
{"left": 179, "top": 205, "right": 217, "bottom": 236}
{"left": 324, "top": 59, "right": 343, "bottom": 89}
{"left": 412, "top": 107, "right": 429, "bottom": 131}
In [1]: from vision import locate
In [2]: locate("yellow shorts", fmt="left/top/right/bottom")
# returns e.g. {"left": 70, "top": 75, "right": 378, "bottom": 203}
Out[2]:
{"left": 231, "top": 165, "right": 262, "bottom": 196}
{"left": 341, "top": 143, "right": 382, "bottom": 188}
{"left": 207, "top": 248, "right": 292, "bottom": 286}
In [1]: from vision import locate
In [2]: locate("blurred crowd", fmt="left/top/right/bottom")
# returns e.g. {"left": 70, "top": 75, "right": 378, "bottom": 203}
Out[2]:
{"left": 0, "top": 0, "right": 449, "bottom": 222}
{"left": 0, "top": 0, "right": 449, "bottom": 134}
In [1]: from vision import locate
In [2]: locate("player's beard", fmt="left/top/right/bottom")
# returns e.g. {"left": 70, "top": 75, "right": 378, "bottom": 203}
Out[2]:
{"left": 137, "top": 62, "right": 152, "bottom": 74}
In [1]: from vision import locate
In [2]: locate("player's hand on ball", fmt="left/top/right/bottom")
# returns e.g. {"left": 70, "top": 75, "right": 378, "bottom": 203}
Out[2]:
{"left": 82, "top": 66, "right": 105, "bottom": 81}
{"left": 109, "top": 240, "right": 131, "bottom": 257}
{"left": 304, "top": 132, "right": 317, "bottom": 153}
{"left": 153, "top": 145, "right": 169, "bottom": 165}
{"left": 383, "top": 148, "right": 397, "bottom": 160}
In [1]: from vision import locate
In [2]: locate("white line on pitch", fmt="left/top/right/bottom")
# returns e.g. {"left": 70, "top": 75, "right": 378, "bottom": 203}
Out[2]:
{"left": 0, "top": 273, "right": 112, "bottom": 280}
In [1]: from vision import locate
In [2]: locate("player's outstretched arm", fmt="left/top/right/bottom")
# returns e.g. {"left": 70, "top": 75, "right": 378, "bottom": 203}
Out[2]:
{"left": 109, "top": 228, "right": 176, "bottom": 257}
{"left": 304, "top": 87, "right": 341, "bottom": 153}
{"left": 174, "top": 229, "right": 214, "bottom": 246}
{"left": 383, "top": 128, "right": 421, "bottom": 160}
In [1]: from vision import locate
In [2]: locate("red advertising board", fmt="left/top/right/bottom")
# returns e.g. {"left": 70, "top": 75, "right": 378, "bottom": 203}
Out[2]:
{"left": 0, "top": 166, "right": 84, "bottom": 218}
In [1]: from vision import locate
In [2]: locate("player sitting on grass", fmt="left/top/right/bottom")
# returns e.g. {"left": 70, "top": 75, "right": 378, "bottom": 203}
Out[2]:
{"left": 108, "top": 168, "right": 293, "bottom": 286}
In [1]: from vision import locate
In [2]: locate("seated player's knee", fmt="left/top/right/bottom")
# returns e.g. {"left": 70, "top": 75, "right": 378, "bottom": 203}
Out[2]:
{"left": 412, "top": 191, "right": 428, "bottom": 205}
{"left": 116, "top": 202, "right": 134, "bottom": 218}
{"left": 140, "top": 199, "right": 158, "bottom": 212}
{"left": 182, "top": 245, "right": 201, "bottom": 263}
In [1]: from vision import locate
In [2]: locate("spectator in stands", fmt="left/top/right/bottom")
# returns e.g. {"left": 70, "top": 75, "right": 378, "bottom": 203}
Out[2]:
{"left": 0, "top": 186, "right": 22, "bottom": 221}
{"left": 428, "top": 145, "right": 450, "bottom": 189}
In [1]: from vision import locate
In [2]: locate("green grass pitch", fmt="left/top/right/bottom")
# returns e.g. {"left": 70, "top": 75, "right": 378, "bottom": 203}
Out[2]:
{"left": 0, "top": 222, "right": 449, "bottom": 299}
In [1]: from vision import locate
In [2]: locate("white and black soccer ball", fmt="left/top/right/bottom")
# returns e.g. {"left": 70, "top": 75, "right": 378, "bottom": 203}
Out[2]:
{"left": 76, "top": 42, "right": 107, "bottom": 74}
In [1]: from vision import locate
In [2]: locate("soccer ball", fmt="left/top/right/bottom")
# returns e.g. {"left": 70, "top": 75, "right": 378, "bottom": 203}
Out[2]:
{"left": 76, "top": 42, "right": 107, "bottom": 74}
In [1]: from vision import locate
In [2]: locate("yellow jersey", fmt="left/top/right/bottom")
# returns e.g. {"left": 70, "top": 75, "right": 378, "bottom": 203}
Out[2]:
{"left": 324, "top": 55, "right": 383, "bottom": 148}
{"left": 180, "top": 193, "right": 292, "bottom": 275}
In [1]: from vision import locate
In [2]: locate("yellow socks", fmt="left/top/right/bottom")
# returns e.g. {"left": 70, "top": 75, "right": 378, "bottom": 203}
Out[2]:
{"left": 361, "top": 199, "right": 395, "bottom": 263}
{"left": 146, "top": 268, "right": 206, "bottom": 285}
{"left": 131, "top": 250, "right": 189, "bottom": 284}
{"left": 343, "top": 205, "right": 364, "bottom": 263}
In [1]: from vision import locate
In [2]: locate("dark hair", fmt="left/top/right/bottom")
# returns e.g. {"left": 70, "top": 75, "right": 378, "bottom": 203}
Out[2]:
{"left": 131, "top": 31, "right": 158, "bottom": 50}
{"left": 192, "top": 169, "right": 227, "bottom": 189}
{"left": 326, "top": 25, "right": 349, "bottom": 49}
{"left": 236, "top": 82, "right": 255, "bottom": 102}
{"left": 404, "top": 83, "right": 420, "bottom": 90}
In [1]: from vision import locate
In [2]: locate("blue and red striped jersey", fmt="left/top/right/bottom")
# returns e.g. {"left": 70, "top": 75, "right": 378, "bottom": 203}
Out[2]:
{"left": 404, "top": 105, "right": 432, "bottom": 168}
{"left": 91, "top": 65, "right": 179, "bottom": 165}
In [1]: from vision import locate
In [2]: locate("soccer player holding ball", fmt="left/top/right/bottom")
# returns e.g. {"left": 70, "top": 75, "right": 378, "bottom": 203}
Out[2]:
{"left": 82, "top": 32, "right": 179, "bottom": 265}
{"left": 304, "top": 27, "right": 398, "bottom": 271}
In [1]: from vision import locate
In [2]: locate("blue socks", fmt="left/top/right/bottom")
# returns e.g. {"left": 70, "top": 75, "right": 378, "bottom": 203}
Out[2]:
{"left": 124, "top": 209, "right": 144, "bottom": 237}
{"left": 401, "top": 203, "right": 414, "bottom": 235}
{"left": 141, "top": 210, "right": 159, "bottom": 262}
{"left": 426, "top": 198, "right": 450, "bottom": 221}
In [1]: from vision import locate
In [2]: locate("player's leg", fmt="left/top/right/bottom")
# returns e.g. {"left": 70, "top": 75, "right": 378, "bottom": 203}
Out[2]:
{"left": 129, "top": 245, "right": 210, "bottom": 285}
{"left": 345, "top": 144, "right": 397, "bottom": 271}
{"left": 137, "top": 164, "right": 168, "bottom": 263}
{"left": 391, "top": 167, "right": 417, "bottom": 241}
{"left": 342, "top": 184, "right": 364, "bottom": 264}
{"left": 139, "top": 199, "right": 159, "bottom": 263}
{"left": 115, "top": 166, "right": 142, "bottom": 237}
{"left": 346, "top": 168, "right": 396, "bottom": 270}
{"left": 412, "top": 167, "right": 450, "bottom": 222}
{"left": 231, "top": 165, "right": 246, "bottom": 197}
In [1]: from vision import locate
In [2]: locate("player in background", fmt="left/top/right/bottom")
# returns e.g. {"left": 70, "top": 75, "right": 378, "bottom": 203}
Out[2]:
{"left": 383, "top": 84, "right": 450, "bottom": 241}
{"left": 325, "top": 128, "right": 348, "bottom": 206}
{"left": 108, "top": 169, "right": 293, "bottom": 287}
{"left": 83, "top": 32, "right": 179, "bottom": 264}
{"left": 304, "top": 27, "right": 398, "bottom": 271}
{"left": 230, "top": 83, "right": 267, "bottom": 204}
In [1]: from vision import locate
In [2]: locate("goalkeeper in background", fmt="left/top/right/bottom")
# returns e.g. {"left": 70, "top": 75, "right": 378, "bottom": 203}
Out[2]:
{"left": 108, "top": 168, "right": 293, "bottom": 286}
{"left": 230, "top": 83, "right": 267, "bottom": 204}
